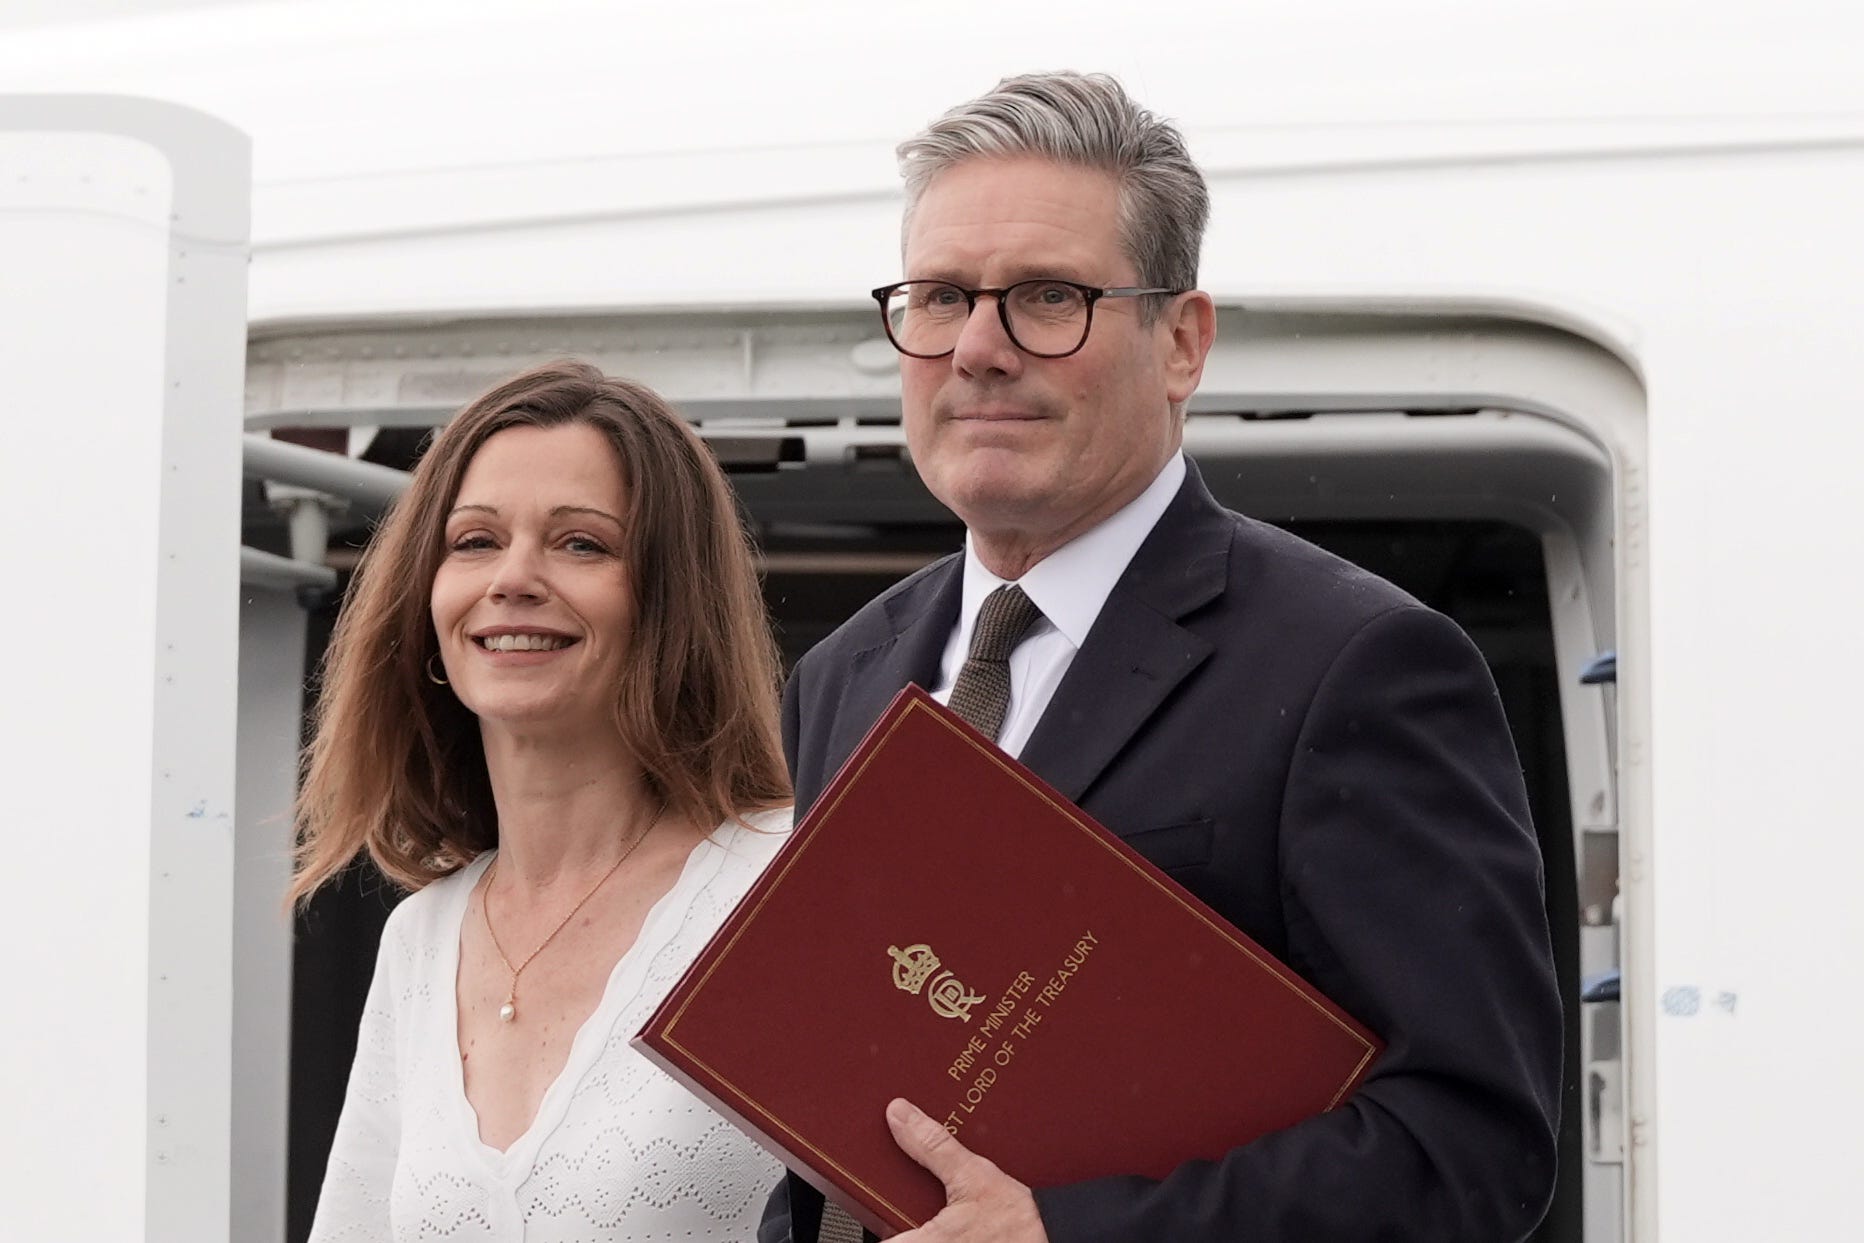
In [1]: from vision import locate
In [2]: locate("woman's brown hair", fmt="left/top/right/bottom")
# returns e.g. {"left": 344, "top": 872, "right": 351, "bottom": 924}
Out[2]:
{"left": 289, "top": 360, "right": 789, "bottom": 904}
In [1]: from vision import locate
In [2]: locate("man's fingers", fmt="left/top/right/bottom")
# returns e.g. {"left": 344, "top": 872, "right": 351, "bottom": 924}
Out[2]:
{"left": 885, "top": 1098, "right": 1047, "bottom": 1243}
{"left": 886, "top": 1097, "right": 984, "bottom": 1192}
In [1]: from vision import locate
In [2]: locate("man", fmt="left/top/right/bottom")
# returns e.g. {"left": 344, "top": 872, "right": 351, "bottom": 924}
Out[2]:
{"left": 764, "top": 72, "right": 1561, "bottom": 1243}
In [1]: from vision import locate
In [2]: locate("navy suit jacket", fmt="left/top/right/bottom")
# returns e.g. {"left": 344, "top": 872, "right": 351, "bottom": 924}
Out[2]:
{"left": 762, "top": 461, "right": 1562, "bottom": 1242}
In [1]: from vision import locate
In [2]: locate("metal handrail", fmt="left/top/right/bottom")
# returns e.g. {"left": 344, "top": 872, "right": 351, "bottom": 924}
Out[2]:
{"left": 242, "top": 433, "right": 409, "bottom": 510}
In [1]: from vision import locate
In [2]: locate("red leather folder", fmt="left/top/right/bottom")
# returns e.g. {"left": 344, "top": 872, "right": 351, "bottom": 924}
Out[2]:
{"left": 634, "top": 685, "right": 1382, "bottom": 1237}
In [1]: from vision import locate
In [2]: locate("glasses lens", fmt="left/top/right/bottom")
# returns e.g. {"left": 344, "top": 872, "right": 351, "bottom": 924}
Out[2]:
{"left": 1003, "top": 280, "right": 1091, "bottom": 356}
{"left": 884, "top": 282, "right": 969, "bottom": 356}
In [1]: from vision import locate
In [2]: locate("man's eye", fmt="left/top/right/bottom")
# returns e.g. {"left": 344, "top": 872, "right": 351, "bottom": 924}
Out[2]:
{"left": 1023, "top": 282, "right": 1079, "bottom": 308}
{"left": 911, "top": 284, "right": 964, "bottom": 310}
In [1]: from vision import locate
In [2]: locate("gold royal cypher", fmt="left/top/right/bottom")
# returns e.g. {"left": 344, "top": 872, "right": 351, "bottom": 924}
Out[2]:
{"left": 888, "top": 943, "right": 985, "bottom": 1021}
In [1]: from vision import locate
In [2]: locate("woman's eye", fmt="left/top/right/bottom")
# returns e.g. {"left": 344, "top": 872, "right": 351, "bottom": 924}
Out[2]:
{"left": 563, "top": 535, "right": 610, "bottom": 555}
{"left": 450, "top": 534, "right": 495, "bottom": 552}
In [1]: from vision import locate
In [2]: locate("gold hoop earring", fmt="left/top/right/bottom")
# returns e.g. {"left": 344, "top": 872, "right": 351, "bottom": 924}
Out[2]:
{"left": 425, "top": 653, "right": 449, "bottom": 685}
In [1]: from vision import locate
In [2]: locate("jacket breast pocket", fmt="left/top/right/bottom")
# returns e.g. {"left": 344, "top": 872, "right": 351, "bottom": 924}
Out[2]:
{"left": 1118, "top": 817, "right": 1214, "bottom": 877}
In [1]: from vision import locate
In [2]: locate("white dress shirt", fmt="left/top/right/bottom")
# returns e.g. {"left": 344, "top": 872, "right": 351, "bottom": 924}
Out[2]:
{"left": 930, "top": 451, "right": 1187, "bottom": 758}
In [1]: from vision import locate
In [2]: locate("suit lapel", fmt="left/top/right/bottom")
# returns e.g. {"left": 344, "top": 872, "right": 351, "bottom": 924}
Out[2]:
{"left": 823, "top": 555, "right": 963, "bottom": 777}
{"left": 1020, "top": 463, "right": 1232, "bottom": 804}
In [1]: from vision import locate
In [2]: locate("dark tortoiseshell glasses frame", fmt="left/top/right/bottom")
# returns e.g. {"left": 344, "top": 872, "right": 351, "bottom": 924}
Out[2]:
{"left": 870, "top": 278, "right": 1183, "bottom": 359}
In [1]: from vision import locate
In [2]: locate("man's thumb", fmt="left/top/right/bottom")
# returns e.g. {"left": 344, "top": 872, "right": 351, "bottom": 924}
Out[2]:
{"left": 886, "top": 1097, "right": 976, "bottom": 1191}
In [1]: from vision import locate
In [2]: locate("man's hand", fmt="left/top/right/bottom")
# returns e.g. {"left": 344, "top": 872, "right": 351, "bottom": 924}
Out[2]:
{"left": 885, "top": 1098, "right": 1049, "bottom": 1243}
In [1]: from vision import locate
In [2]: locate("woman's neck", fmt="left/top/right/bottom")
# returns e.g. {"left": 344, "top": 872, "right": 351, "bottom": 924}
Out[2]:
{"left": 478, "top": 722, "right": 661, "bottom": 890}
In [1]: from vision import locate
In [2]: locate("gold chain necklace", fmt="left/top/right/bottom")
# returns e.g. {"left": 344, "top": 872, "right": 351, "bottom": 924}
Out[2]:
{"left": 480, "top": 800, "right": 666, "bottom": 1024}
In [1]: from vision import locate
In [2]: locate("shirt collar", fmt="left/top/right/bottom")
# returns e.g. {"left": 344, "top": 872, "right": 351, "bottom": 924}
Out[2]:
{"left": 957, "top": 451, "right": 1186, "bottom": 649}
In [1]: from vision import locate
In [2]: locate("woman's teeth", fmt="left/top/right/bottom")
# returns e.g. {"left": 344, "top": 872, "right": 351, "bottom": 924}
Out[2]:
{"left": 478, "top": 634, "right": 571, "bottom": 652}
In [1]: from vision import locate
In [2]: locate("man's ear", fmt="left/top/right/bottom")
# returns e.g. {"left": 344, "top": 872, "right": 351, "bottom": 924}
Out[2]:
{"left": 1161, "top": 291, "right": 1217, "bottom": 406}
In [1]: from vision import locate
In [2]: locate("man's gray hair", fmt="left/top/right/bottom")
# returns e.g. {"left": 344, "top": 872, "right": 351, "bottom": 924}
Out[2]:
{"left": 897, "top": 71, "right": 1208, "bottom": 304}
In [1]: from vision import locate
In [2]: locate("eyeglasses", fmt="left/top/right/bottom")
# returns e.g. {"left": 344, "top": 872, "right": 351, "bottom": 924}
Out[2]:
{"left": 870, "top": 278, "right": 1181, "bottom": 360}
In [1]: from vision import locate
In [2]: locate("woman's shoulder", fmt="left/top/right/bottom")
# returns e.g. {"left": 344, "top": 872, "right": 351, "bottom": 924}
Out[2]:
{"left": 698, "top": 806, "right": 793, "bottom": 875}
{"left": 650, "top": 807, "right": 789, "bottom": 939}
{"left": 378, "top": 851, "right": 490, "bottom": 949}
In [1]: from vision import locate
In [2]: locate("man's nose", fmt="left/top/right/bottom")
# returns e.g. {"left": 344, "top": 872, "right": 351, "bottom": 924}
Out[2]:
{"left": 950, "top": 292, "right": 1024, "bottom": 380}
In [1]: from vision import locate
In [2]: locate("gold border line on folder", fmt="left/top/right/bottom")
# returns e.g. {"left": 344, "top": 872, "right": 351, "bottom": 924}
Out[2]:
{"left": 663, "top": 1039, "right": 916, "bottom": 1232}
{"left": 912, "top": 701, "right": 1381, "bottom": 1082}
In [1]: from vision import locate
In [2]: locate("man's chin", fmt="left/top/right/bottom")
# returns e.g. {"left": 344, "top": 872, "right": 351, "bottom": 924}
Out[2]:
{"left": 939, "top": 482, "right": 1060, "bottom": 540}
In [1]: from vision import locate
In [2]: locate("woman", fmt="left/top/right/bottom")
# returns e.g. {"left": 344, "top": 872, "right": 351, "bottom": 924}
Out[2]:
{"left": 292, "top": 360, "right": 792, "bottom": 1241}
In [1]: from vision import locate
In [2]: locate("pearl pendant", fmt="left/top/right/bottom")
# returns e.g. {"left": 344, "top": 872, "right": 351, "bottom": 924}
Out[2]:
{"left": 498, "top": 1000, "right": 516, "bottom": 1023}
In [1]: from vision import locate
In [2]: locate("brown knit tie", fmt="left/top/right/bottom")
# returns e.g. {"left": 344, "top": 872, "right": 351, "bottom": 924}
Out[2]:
{"left": 945, "top": 584, "right": 1044, "bottom": 742}
{"left": 818, "top": 587, "right": 1042, "bottom": 1243}
{"left": 816, "top": 1201, "right": 866, "bottom": 1243}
